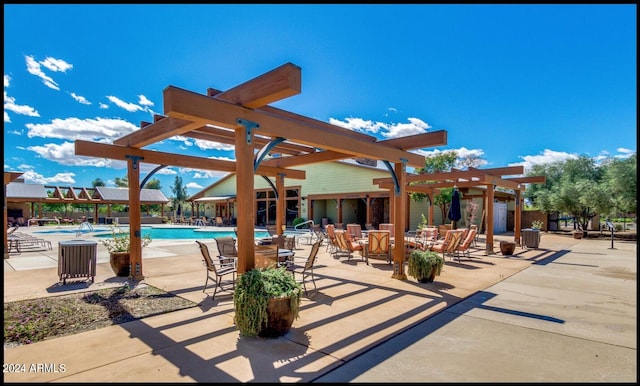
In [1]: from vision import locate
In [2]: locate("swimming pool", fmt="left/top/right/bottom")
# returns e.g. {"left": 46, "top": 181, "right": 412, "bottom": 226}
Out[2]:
{"left": 34, "top": 226, "right": 309, "bottom": 240}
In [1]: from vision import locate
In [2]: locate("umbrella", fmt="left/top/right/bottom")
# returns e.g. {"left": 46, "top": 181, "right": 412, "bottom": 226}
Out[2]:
{"left": 447, "top": 189, "right": 462, "bottom": 228}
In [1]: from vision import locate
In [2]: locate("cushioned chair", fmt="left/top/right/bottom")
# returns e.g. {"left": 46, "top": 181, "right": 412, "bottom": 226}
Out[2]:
{"left": 429, "top": 229, "right": 465, "bottom": 260}
{"left": 287, "top": 240, "right": 322, "bottom": 294}
{"left": 347, "top": 223, "right": 364, "bottom": 241}
{"left": 366, "top": 230, "right": 391, "bottom": 265}
{"left": 196, "top": 240, "right": 237, "bottom": 299}
{"left": 335, "top": 230, "right": 365, "bottom": 264}
{"left": 456, "top": 228, "right": 478, "bottom": 262}
{"left": 324, "top": 224, "right": 339, "bottom": 256}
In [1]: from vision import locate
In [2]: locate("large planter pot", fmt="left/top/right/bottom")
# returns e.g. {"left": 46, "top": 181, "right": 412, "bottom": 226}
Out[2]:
{"left": 109, "top": 252, "right": 130, "bottom": 276}
{"left": 417, "top": 269, "right": 437, "bottom": 283}
{"left": 573, "top": 231, "right": 583, "bottom": 239}
{"left": 499, "top": 241, "right": 516, "bottom": 256}
{"left": 258, "top": 296, "right": 297, "bottom": 338}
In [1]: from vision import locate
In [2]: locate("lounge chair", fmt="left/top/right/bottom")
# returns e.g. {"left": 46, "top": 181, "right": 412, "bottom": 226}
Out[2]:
{"left": 196, "top": 240, "right": 237, "bottom": 299}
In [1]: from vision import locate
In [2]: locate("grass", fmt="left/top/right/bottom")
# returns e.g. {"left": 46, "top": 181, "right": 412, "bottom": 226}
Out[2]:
{"left": 4, "top": 283, "right": 198, "bottom": 346}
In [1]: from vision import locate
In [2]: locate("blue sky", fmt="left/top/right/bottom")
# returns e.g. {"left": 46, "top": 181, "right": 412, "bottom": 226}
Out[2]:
{"left": 4, "top": 4, "right": 637, "bottom": 199}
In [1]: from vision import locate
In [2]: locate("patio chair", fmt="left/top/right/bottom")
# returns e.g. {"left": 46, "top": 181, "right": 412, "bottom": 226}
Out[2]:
{"left": 287, "top": 240, "right": 322, "bottom": 294}
{"left": 335, "top": 230, "right": 366, "bottom": 264}
{"left": 429, "top": 229, "right": 465, "bottom": 260}
{"left": 196, "top": 240, "right": 237, "bottom": 299}
{"left": 379, "top": 223, "right": 394, "bottom": 234}
{"left": 213, "top": 236, "right": 238, "bottom": 265}
{"left": 324, "top": 224, "right": 339, "bottom": 256}
{"left": 455, "top": 228, "right": 478, "bottom": 262}
{"left": 346, "top": 223, "right": 364, "bottom": 241}
{"left": 365, "top": 223, "right": 376, "bottom": 231}
{"left": 366, "top": 230, "right": 391, "bottom": 265}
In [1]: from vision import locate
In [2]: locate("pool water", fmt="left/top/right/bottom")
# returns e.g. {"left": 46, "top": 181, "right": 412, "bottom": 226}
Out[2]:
{"left": 34, "top": 226, "right": 309, "bottom": 240}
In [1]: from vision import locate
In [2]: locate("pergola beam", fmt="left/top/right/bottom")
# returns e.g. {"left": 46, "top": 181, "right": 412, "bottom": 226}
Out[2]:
{"left": 74, "top": 140, "right": 306, "bottom": 179}
{"left": 164, "top": 86, "right": 426, "bottom": 167}
{"left": 373, "top": 165, "right": 525, "bottom": 185}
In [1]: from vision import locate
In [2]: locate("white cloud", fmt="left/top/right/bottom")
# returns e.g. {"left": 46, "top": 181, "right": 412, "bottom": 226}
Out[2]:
{"left": 39, "top": 57, "right": 73, "bottom": 72}
{"left": 186, "top": 182, "right": 203, "bottom": 189}
{"left": 328, "top": 116, "right": 431, "bottom": 138}
{"left": 70, "top": 92, "right": 91, "bottom": 105}
{"left": 99, "top": 103, "right": 109, "bottom": 109}
{"left": 192, "top": 137, "right": 236, "bottom": 151}
{"left": 25, "top": 117, "right": 139, "bottom": 142}
{"left": 4, "top": 77, "right": 40, "bottom": 119}
{"left": 106, "top": 95, "right": 143, "bottom": 113}
{"left": 20, "top": 169, "right": 76, "bottom": 185}
{"left": 26, "top": 141, "right": 112, "bottom": 167}
{"left": 138, "top": 95, "right": 154, "bottom": 106}
{"left": 25, "top": 55, "right": 60, "bottom": 90}
{"left": 510, "top": 149, "right": 579, "bottom": 173}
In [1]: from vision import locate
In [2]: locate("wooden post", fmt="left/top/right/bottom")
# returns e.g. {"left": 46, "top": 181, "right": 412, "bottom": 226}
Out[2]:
{"left": 276, "top": 173, "right": 285, "bottom": 235}
{"left": 514, "top": 189, "right": 522, "bottom": 245}
{"left": 128, "top": 156, "right": 143, "bottom": 279}
{"left": 236, "top": 123, "right": 256, "bottom": 273}
{"left": 485, "top": 185, "right": 495, "bottom": 254}
{"left": 392, "top": 161, "right": 407, "bottom": 280}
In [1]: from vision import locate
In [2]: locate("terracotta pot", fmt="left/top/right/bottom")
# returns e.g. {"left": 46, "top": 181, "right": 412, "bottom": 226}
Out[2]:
{"left": 499, "top": 241, "right": 516, "bottom": 256}
{"left": 258, "top": 296, "right": 296, "bottom": 338}
{"left": 573, "top": 232, "right": 583, "bottom": 239}
{"left": 109, "top": 252, "right": 130, "bottom": 277}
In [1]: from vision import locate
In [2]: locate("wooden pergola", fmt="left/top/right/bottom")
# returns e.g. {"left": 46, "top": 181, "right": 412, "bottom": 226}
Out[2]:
{"left": 74, "top": 62, "right": 447, "bottom": 280}
{"left": 374, "top": 166, "right": 545, "bottom": 252}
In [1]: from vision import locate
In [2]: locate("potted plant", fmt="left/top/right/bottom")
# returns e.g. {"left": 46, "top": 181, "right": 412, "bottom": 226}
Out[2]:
{"left": 233, "top": 266, "right": 303, "bottom": 338}
{"left": 407, "top": 250, "right": 444, "bottom": 283}
{"left": 100, "top": 225, "right": 152, "bottom": 276}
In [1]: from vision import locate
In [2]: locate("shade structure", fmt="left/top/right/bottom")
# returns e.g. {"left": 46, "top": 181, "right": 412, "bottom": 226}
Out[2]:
{"left": 447, "top": 189, "right": 462, "bottom": 225}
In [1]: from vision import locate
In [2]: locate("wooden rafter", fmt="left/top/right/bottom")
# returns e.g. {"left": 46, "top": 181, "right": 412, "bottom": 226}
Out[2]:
{"left": 164, "top": 86, "right": 426, "bottom": 167}
{"left": 74, "top": 140, "right": 306, "bottom": 180}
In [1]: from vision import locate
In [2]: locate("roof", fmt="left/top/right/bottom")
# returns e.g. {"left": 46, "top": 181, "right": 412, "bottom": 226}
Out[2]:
{"left": 94, "top": 187, "right": 170, "bottom": 203}
{"left": 193, "top": 195, "right": 236, "bottom": 202}
{"left": 6, "top": 182, "right": 49, "bottom": 199}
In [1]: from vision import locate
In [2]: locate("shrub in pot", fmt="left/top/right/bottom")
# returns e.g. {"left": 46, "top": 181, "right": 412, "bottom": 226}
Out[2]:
{"left": 233, "top": 266, "right": 303, "bottom": 338}
{"left": 407, "top": 250, "right": 444, "bottom": 283}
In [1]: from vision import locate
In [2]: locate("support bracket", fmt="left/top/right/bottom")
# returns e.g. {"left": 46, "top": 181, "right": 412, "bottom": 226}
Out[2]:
{"left": 125, "top": 155, "right": 144, "bottom": 170}
{"left": 236, "top": 118, "right": 260, "bottom": 145}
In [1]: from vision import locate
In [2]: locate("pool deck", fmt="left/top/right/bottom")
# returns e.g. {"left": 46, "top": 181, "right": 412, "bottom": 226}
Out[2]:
{"left": 3, "top": 225, "right": 637, "bottom": 382}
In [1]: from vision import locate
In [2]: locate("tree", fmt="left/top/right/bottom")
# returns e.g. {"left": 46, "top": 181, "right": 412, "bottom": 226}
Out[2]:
{"left": 92, "top": 178, "right": 106, "bottom": 187}
{"left": 604, "top": 153, "right": 637, "bottom": 230}
{"left": 410, "top": 151, "right": 459, "bottom": 224}
{"left": 114, "top": 176, "right": 128, "bottom": 187}
{"left": 525, "top": 155, "right": 618, "bottom": 237}
{"left": 143, "top": 178, "right": 162, "bottom": 190}
{"left": 170, "top": 176, "right": 188, "bottom": 213}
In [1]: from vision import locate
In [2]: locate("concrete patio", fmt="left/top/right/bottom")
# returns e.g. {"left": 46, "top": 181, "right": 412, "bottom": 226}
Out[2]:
{"left": 3, "top": 227, "right": 637, "bottom": 382}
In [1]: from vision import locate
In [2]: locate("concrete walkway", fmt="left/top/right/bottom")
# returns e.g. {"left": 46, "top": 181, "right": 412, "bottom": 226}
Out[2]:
{"left": 3, "top": 227, "right": 637, "bottom": 382}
